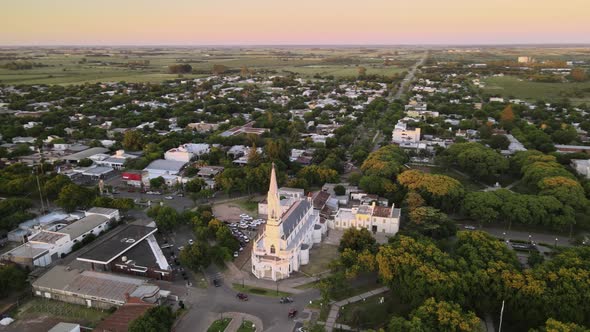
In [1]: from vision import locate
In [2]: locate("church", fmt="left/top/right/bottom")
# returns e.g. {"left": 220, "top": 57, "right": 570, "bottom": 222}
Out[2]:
{"left": 251, "top": 164, "right": 321, "bottom": 281}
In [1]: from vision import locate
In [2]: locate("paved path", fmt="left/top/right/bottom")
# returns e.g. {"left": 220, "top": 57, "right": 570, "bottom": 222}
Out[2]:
{"left": 324, "top": 287, "right": 390, "bottom": 332}
{"left": 390, "top": 51, "right": 428, "bottom": 101}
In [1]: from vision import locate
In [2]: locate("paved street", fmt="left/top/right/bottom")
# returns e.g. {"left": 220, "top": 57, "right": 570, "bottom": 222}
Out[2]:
{"left": 175, "top": 264, "right": 320, "bottom": 332}
{"left": 390, "top": 51, "right": 428, "bottom": 100}
{"left": 458, "top": 223, "right": 574, "bottom": 247}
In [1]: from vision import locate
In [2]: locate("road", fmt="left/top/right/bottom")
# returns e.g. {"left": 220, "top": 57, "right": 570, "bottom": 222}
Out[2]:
{"left": 458, "top": 223, "right": 574, "bottom": 247}
{"left": 175, "top": 264, "right": 320, "bottom": 332}
{"left": 390, "top": 51, "right": 428, "bottom": 101}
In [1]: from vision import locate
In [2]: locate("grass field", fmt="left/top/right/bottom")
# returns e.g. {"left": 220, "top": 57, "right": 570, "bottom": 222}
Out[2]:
{"left": 299, "top": 243, "right": 339, "bottom": 276}
{"left": 0, "top": 47, "right": 414, "bottom": 85}
{"left": 232, "top": 283, "right": 292, "bottom": 298}
{"left": 207, "top": 318, "right": 232, "bottom": 332}
{"left": 483, "top": 76, "right": 590, "bottom": 104}
{"left": 336, "top": 291, "right": 411, "bottom": 330}
{"left": 236, "top": 320, "right": 257, "bottom": 332}
{"left": 16, "top": 298, "right": 111, "bottom": 328}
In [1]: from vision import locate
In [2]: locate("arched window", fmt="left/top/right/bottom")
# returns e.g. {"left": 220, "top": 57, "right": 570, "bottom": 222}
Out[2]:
{"left": 270, "top": 245, "right": 276, "bottom": 254}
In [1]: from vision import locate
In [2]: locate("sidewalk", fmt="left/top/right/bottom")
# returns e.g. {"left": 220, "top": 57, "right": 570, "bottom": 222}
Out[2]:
{"left": 324, "top": 287, "right": 390, "bottom": 332}
{"left": 224, "top": 261, "right": 318, "bottom": 295}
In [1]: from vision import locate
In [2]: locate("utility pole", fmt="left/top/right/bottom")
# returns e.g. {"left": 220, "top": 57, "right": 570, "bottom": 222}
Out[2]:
{"left": 34, "top": 164, "right": 45, "bottom": 213}
{"left": 498, "top": 300, "right": 505, "bottom": 332}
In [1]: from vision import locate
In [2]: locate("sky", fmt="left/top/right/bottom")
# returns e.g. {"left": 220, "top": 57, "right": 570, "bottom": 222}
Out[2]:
{"left": 1, "top": 0, "right": 589, "bottom": 45}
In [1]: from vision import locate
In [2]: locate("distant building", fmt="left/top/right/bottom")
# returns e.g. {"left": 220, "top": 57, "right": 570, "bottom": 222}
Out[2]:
{"left": 164, "top": 143, "right": 210, "bottom": 163}
{"left": 571, "top": 159, "right": 590, "bottom": 179}
{"left": 142, "top": 159, "right": 186, "bottom": 187}
{"left": 518, "top": 56, "right": 533, "bottom": 64}
{"left": 220, "top": 122, "right": 269, "bottom": 137}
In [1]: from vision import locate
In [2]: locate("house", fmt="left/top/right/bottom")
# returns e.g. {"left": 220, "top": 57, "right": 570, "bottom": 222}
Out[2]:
{"left": 164, "top": 144, "right": 210, "bottom": 163}
{"left": 392, "top": 121, "right": 421, "bottom": 144}
{"left": 220, "top": 122, "right": 269, "bottom": 137}
{"left": 122, "top": 172, "right": 142, "bottom": 187}
{"left": 196, "top": 166, "right": 224, "bottom": 189}
{"left": 186, "top": 122, "right": 220, "bottom": 133}
{"left": 571, "top": 159, "right": 590, "bottom": 179}
{"left": 142, "top": 159, "right": 186, "bottom": 187}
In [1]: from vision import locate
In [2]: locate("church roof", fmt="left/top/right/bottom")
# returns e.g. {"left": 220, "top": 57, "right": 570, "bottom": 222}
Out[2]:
{"left": 281, "top": 199, "right": 311, "bottom": 239}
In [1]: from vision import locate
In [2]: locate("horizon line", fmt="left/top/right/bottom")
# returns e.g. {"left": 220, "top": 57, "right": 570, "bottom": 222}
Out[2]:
{"left": 1, "top": 42, "right": 590, "bottom": 48}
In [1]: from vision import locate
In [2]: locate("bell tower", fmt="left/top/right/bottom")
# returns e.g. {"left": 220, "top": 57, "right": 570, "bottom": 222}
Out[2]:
{"left": 265, "top": 163, "right": 283, "bottom": 253}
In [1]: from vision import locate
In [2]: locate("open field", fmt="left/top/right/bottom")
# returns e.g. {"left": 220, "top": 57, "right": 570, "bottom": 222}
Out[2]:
{"left": 0, "top": 47, "right": 417, "bottom": 85}
{"left": 14, "top": 298, "right": 111, "bottom": 328}
{"left": 483, "top": 75, "right": 590, "bottom": 104}
{"left": 299, "top": 243, "right": 339, "bottom": 276}
{"left": 336, "top": 291, "right": 411, "bottom": 330}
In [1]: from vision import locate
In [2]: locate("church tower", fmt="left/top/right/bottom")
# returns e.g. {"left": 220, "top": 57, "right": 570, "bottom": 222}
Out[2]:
{"left": 265, "top": 163, "right": 283, "bottom": 254}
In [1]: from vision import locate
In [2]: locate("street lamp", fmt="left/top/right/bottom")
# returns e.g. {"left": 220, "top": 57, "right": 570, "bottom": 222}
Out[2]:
{"left": 555, "top": 238, "right": 559, "bottom": 247}
{"left": 502, "top": 232, "right": 507, "bottom": 242}
{"left": 528, "top": 234, "right": 532, "bottom": 244}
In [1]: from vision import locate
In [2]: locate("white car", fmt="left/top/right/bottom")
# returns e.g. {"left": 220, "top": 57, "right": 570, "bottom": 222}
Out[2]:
{"left": 188, "top": 239, "right": 194, "bottom": 245}
{"left": 178, "top": 246, "right": 185, "bottom": 251}
{"left": 165, "top": 196, "right": 173, "bottom": 200}
{"left": 233, "top": 251, "right": 239, "bottom": 257}
{"left": 464, "top": 225, "right": 477, "bottom": 230}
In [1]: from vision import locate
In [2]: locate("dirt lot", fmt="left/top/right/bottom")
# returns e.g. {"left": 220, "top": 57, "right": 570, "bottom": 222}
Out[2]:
{"left": 212, "top": 196, "right": 264, "bottom": 222}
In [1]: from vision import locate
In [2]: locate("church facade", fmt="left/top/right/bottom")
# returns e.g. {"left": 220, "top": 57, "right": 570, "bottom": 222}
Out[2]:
{"left": 251, "top": 165, "right": 320, "bottom": 281}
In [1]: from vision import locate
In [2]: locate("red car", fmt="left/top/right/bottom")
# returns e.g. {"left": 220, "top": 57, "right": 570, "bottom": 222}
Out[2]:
{"left": 236, "top": 293, "right": 249, "bottom": 301}
{"left": 288, "top": 309, "right": 298, "bottom": 318}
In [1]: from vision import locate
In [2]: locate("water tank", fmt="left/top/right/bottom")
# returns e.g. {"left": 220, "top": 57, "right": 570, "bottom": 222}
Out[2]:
{"left": 299, "top": 244, "right": 310, "bottom": 265}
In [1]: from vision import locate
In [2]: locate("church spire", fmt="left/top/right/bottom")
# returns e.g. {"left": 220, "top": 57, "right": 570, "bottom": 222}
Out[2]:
{"left": 267, "top": 163, "right": 281, "bottom": 223}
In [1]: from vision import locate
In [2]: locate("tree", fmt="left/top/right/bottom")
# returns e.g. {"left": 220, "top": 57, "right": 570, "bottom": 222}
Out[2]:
{"left": 358, "top": 66, "right": 367, "bottom": 77}
{"left": 570, "top": 68, "right": 588, "bottom": 82}
{"left": 530, "top": 318, "right": 589, "bottom": 332}
{"left": 43, "top": 174, "right": 72, "bottom": 199}
{"left": 122, "top": 130, "right": 144, "bottom": 151}
{"left": 0, "top": 264, "right": 28, "bottom": 297}
{"left": 538, "top": 176, "right": 588, "bottom": 211}
{"left": 212, "top": 64, "right": 227, "bottom": 75}
{"left": 339, "top": 227, "right": 377, "bottom": 253}
{"left": 128, "top": 305, "right": 176, "bottom": 332}
{"left": 150, "top": 176, "right": 165, "bottom": 189}
{"left": 388, "top": 298, "right": 483, "bottom": 332}
{"left": 179, "top": 242, "right": 211, "bottom": 271}
{"left": 528, "top": 251, "right": 545, "bottom": 268}
{"left": 333, "top": 185, "right": 346, "bottom": 196}
{"left": 462, "top": 191, "right": 502, "bottom": 225}
{"left": 240, "top": 65, "right": 250, "bottom": 77}
{"left": 500, "top": 104, "right": 515, "bottom": 129}
{"left": 185, "top": 178, "right": 205, "bottom": 193}
{"left": 404, "top": 191, "right": 426, "bottom": 211}
{"left": 442, "top": 142, "right": 508, "bottom": 181}
{"left": 552, "top": 127, "right": 578, "bottom": 144}
{"left": 408, "top": 206, "right": 457, "bottom": 239}
{"left": 397, "top": 170, "right": 465, "bottom": 212}
{"left": 167, "top": 64, "right": 192, "bottom": 74}
{"left": 78, "top": 158, "right": 93, "bottom": 167}
{"left": 487, "top": 134, "right": 510, "bottom": 150}
{"left": 147, "top": 205, "right": 179, "bottom": 232}
{"left": 55, "top": 184, "right": 96, "bottom": 212}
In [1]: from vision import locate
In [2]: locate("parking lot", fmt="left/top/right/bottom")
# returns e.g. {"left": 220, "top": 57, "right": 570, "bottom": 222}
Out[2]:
{"left": 227, "top": 213, "right": 264, "bottom": 260}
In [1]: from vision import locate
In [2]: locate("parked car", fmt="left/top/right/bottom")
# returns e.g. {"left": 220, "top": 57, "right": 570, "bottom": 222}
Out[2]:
{"left": 288, "top": 309, "right": 298, "bottom": 318}
{"left": 213, "top": 279, "right": 221, "bottom": 287}
{"left": 188, "top": 239, "right": 194, "bottom": 245}
{"left": 237, "top": 293, "right": 248, "bottom": 301}
{"left": 233, "top": 251, "right": 239, "bottom": 258}
{"left": 463, "top": 225, "right": 477, "bottom": 230}
{"left": 165, "top": 196, "right": 173, "bottom": 200}
{"left": 279, "top": 297, "right": 294, "bottom": 303}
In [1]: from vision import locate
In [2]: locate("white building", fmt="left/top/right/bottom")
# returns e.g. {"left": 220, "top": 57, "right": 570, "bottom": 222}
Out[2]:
{"left": 251, "top": 165, "right": 321, "bottom": 281}
{"left": 392, "top": 121, "right": 421, "bottom": 144}
{"left": 164, "top": 143, "right": 210, "bottom": 163}
{"left": 2, "top": 214, "right": 112, "bottom": 268}
{"left": 142, "top": 159, "right": 186, "bottom": 187}
{"left": 571, "top": 159, "right": 590, "bottom": 179}
{"left": 332, "top": 202, "right": 401, "bottom": 234}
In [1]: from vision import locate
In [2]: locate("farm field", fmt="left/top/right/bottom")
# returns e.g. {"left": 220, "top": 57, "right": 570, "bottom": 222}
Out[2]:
{"left": 483, "top": 75, "right": 590, "bottom": 104}
{"left": 0, "top": 47, "right": 415, "bottom": 85}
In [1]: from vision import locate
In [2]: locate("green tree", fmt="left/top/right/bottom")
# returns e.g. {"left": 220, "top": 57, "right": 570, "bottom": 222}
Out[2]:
{"left": 388, "top": 298, "right": 483, "bottom": 332}
{"left": 150, "top": 176, "right": 165, "bottom": 189}
{"left": 122, "top": 130, "right": 144, "bottom": 151}
{"left": 179, "top": 242, "right": 211, "bottom": 271}
{"left": 128, "top": 305, "right": 175, "bottom": 332}
{"left": 339, "top": 227, "right": 377, "bottom": 253}
{"left": 55, "top": 184, "right": 96, "bottom": 212}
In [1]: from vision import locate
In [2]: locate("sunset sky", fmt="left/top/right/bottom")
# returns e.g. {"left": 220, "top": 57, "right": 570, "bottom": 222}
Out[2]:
{"left": 1, "top": 0, "right": 589, "bottom": 45}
